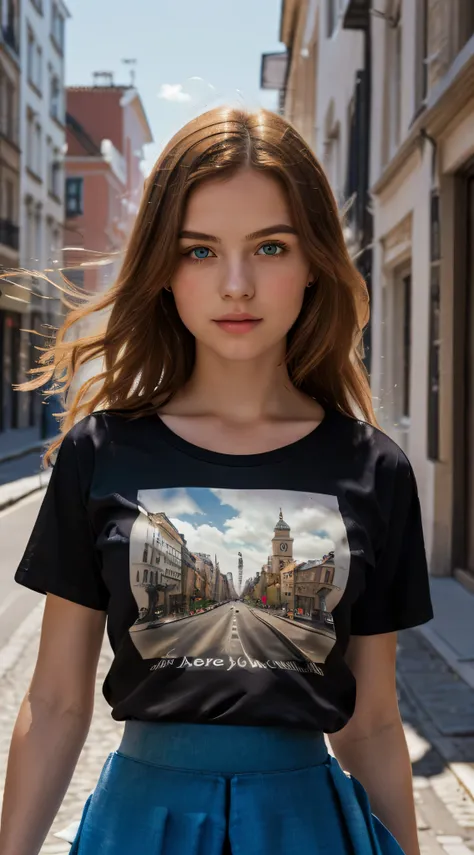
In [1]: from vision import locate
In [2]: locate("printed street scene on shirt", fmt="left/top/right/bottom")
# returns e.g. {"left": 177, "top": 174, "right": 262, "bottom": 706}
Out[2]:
{"left": 129, "top": 488, "right": 350, "bottom": 675}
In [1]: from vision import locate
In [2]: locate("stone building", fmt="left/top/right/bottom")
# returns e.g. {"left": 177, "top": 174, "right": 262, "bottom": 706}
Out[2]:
{"left": 263, "top": 0, "right": 474, "bottom": 591}
{"left": 368, "top": 0, "right": 474, "bottom": 587}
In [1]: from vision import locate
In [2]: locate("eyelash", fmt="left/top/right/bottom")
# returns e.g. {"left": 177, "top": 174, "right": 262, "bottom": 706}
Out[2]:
{"left": 184, "top": 240, "right": 289, "bottom": 263}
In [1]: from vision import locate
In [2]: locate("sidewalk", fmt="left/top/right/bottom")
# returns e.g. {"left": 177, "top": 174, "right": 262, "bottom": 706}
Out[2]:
{"left": 418, "top": 578, "right": 474, "bottom": 691}
{"left": 0, "top": 438, "right": 52, "bottom": 511}
{"left": 0, "top": 427, "right": 43, "bottom": 465}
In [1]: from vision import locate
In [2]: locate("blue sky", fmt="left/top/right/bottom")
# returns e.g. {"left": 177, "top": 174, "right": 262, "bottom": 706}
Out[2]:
{"left": 135, "top": 487, "right": 347, "bottom": 587}
{"left": 65, "top": 0, "right": 284, "bottom": 175}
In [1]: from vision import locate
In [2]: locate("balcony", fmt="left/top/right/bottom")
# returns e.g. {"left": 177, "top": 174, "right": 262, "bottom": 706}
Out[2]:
{"left": 341, "top": 0, "right": 370, "bottom": 29}
{"left": 0, "top": 219, "right": 19, "bottom": 251}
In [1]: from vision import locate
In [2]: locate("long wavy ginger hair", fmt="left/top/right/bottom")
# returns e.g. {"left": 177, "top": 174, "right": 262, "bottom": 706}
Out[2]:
{"left": 21, "top": 106, "right": 374, "bottom": 465}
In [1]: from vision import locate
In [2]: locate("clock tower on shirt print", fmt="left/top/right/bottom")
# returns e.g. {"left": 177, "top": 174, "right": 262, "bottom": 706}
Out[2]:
{"left": 271, "top": 509, "right": 294, "bottom": 574}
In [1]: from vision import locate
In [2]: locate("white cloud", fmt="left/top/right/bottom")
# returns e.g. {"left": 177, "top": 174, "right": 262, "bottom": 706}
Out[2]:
{"left": 157, "top": 83, "right": 192, "bottom": 103}
{"left": 137, "top": 488, "right": 203, "bottom": 517}
{"left": 133, "top": 488, "right": 351, "bottom": 590}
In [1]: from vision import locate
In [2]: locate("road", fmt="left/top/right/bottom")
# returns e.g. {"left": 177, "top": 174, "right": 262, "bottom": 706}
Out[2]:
{"left": 130, "top": 602, "right": 335, "bottom": 664}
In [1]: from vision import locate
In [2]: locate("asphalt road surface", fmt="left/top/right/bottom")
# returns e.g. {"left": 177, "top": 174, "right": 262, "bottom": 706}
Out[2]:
{"left": 130, "top": 602, "right": 335, "bottom": 664}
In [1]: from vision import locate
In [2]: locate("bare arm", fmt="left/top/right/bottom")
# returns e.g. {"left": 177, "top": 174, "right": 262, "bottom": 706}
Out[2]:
{"left": 0, "top": 594, "right": 106, "bottom": 855}
{"left": 329, "top": 633, "right": 419, "bottom": 855}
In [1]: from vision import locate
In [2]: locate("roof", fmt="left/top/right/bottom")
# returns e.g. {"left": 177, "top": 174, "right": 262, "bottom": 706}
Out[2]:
{"left": 279, "top": 0, "right": 300, "bottom": 46}
{"left": 66, "top": 112, "right": 102, "bottom": 156}
{"left": 275, "top": 508, "right": 290, "bottom": 531}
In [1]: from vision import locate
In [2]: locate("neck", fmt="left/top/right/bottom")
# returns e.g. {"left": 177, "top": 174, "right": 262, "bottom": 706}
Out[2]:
{"left": 175, "top": 342, "right": 299, "bottom": 422}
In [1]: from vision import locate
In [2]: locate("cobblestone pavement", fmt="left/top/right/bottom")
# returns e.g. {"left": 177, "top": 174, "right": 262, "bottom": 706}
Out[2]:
{"left": 0, "top": 619, "right": 473, "bottom": 854}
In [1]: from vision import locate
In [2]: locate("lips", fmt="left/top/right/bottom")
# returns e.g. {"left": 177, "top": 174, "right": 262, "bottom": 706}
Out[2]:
{"left": 213, "top": 316, "right": 263, "bottom": 335}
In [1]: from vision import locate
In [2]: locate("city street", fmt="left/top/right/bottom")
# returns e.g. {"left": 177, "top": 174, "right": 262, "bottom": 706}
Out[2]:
{"left": 130, "top": 601, "right": 335, "bottom": 664}
{"left": 1, "top": 489, "right": 474, "bottom": 854}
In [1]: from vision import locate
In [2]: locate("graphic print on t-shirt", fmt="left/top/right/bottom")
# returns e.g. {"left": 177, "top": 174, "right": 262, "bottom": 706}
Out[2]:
{"left": 128, "top": 489, "right": 350, "bottom": 674}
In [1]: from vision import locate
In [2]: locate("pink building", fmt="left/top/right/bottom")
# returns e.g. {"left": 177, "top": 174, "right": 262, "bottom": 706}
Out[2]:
{"left": 64, "top": 74, "right": 153, "bottom": 295}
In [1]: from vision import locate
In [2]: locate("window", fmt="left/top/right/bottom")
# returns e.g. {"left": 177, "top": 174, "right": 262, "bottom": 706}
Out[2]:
{"left": 456, "top": 0, "right": 474, "bottom": 51}
{"left": 46, "top": 136, "right": 52, "bottom": 191}
{"left": 27, "top": 115, "right": 42, "bottom": 177}
{"left": 27, "top": 28, "right": 43, "bottom": 91}
{"left": 35, "top": 122, "right": 42, "bottom": 175}
{"left": 327, "top": 0, "right": 337, "bottom": 37}
{"left": 2, "top": 0, "right": 19, "bottom": 53}
{"left": 51, "top": 148, "right": 61, "bottom": 198}
{"left": 51, "top": 3, "right": 65, "bottom": 52}
{"left": 6, "top": 180, "right": 14, "bottom": 221}
{"left": 50, "top": 75, "right": 61, "bottom": 121}
{"left": 401, "top": 274, "right": 411, "bottom": 418}
{"left": 66, "top": 177, "right": 83, "bottom": 216}
{"left": 393, "top": 270, "right": 412, "bottom": 425}
{"left": 428, "top": 192, "right": 441, "bottom": 461}
{"left": 27, "top": 28, "right": 35, "bottom": 82}
{"left": 324, "top": 127, "right": 341, "bottom": 204}
{"left": 385, "top": 12, "right": 402, "bottom": 162}
{"left": 415, "top": 0, "right": 428, "bottom": 109}
{"left": 26, "top": 111, "right": 34, "bottom": 170}
{"left": 6, "top": 79, "right": 15, "bottom": 141}
{"left": 34, "top": 208, "right": 42, "bottom": 259}
{"left": 36, "top": 44, "right": 43, "bottom": 90}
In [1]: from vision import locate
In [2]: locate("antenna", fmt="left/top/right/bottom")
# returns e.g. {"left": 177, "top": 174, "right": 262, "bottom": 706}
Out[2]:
{"left": 237, "top": 552, "right": 243, "bottom": 595}
{"left": 122, "top": 58, "right": 137, "bottom": 87}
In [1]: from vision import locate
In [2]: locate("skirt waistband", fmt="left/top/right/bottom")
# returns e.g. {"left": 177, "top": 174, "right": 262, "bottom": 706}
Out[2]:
{"left": 118, "top": 721, "right": 328, "bottom": 775}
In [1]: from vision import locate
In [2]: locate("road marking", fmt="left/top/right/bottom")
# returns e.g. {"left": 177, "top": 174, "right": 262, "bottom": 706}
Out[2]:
{"left": 232, "top": 608, "right": 253, "bottom": 662}
{"left": 0, "top": 600, "right": 44, "bottom": 681}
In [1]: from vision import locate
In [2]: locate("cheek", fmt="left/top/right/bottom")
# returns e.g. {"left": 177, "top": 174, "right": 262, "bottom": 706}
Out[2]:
{"left": 171, "top": 268, "right": 209, "bottom": 326}
{"left": 259, "top": 265, "right": 307, "bottom": 317}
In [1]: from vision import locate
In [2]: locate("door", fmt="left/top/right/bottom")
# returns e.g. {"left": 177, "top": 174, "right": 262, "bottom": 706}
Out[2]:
{"left": 1, "top": 312, "right": 20, "bottom": 431}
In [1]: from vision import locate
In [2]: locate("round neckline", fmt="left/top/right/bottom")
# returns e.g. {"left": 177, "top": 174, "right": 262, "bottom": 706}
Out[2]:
{"left": 153, "top": 407, "right": 335, "bottom": 467}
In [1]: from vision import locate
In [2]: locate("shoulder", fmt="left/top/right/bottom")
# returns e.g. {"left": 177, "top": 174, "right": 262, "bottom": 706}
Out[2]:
{"left": 65, "top": 408, "right": 143, "bottom": 445}
{"left": 331, "top": 410, "right": 414, "bottom": 482}
{"left": 54, "top": 409, "right": 144, "bottom": 467}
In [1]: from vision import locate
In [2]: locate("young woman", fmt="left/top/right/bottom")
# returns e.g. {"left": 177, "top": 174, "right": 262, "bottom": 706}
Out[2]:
{"left": 0, "top": 107, "right": 433, "bottom": 855}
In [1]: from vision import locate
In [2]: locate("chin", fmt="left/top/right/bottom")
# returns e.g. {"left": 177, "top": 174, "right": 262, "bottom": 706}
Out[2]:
{"left": 218, "top": 340, "right": 287, "bottom": 363}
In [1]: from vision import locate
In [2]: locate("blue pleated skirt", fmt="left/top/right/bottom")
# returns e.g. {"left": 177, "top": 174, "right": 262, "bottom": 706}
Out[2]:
{"left": 67, "top": 721, "right": 405, "bottom": 855}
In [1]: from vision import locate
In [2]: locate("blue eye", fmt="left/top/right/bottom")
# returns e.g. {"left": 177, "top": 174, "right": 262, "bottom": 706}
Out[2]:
{"left": 189, "top": 247, "right": 212, "bottom": 260}
{"left": 257, "top": 243, "right": 285, "bottom": 256}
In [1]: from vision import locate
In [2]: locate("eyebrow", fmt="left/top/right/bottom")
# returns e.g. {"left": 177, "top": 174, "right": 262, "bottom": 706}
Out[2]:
{"left": 178, "top": 224, "right": 298, "bottom": 243}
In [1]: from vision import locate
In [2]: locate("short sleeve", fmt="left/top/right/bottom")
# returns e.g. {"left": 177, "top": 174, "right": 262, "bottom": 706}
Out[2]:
{"left": 15, "top": 426, "right": 109, "bottom": 611}
{"left": 350, "top": 454, "right": 434, "bottom": 635}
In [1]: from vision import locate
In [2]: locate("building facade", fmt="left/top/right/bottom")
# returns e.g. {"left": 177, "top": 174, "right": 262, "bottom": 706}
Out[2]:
{"left": 64, "top": 75, "right": 153, "bottom": 305}
{"left": 368, "top": 0, "right": 474, "bottom": 587}
{"left": 265, "top": 0, "right": 474, "bottom": 591}
{"left": 19, "top": 0, "right": 69, "bottom": 438}
{"left": 0, "top": 0, "right": 22, "bottom": 436}
{"left": 274, "top": 0, "right": 374, "bottom": 365}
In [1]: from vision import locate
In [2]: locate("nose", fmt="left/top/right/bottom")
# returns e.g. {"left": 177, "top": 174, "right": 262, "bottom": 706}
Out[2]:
{"left": 219, "top": 258, "right": 255, "bottom": 300}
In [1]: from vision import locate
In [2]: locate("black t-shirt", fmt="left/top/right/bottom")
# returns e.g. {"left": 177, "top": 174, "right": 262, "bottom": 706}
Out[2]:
{"left": 15, "top": 408, "right": 433, "bottom": 733}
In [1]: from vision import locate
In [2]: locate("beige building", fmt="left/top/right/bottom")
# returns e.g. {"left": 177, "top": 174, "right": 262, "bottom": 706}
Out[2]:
{"left": 276, "top": 0, "right": 372, "bottom": 283}
{"left": 368, "top": 0, "right": 474, "bottom": 588}
{"left": 282, "top": 0, "right": 363, "bottom": 208}
{"left": 268, "top": 0, "right": 474, "bottom": 590}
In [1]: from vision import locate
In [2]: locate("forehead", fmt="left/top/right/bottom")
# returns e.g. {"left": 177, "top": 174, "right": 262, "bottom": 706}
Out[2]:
{"left": 182, "top": 169, "right": 292, "bottom": 232}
